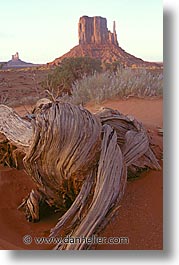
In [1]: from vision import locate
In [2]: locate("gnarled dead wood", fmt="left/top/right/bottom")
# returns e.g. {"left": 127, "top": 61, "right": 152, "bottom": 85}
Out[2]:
{"left": 0, "top": 105, "right": 32, "bottom": 152}
{"left": 54, "top": 125, "right": 127, "bottom": 250}
{"left": 0, "top": 101, "right": 161, "bottom": 250}
{"left": 95, "top": 107, "right": 161, "bottom": 172}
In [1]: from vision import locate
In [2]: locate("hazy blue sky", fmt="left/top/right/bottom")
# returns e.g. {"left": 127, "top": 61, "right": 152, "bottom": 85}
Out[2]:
{"left": 0, "top": 0, "right": 163, "bottom": 64}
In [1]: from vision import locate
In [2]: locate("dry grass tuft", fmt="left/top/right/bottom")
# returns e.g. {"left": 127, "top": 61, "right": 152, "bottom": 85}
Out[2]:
{"left": 61, "top": 68, "right": 163, "bottom": 105}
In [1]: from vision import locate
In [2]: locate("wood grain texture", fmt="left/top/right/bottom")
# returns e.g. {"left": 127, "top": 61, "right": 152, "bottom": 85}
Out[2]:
{"left": 0, "top": 101, "right": 161, "bottom": 249}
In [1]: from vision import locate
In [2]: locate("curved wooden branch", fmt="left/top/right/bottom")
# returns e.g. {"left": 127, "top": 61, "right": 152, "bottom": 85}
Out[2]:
{"left": 96, "top": 107, "right": 161, "bottom": 171}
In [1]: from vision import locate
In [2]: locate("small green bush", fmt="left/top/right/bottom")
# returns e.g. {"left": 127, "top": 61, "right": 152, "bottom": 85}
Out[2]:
{"left": 41, "top": 57, "right": 102, "bottom": 99}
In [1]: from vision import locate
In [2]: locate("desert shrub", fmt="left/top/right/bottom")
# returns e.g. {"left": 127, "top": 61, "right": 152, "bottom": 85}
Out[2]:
{"left": 60, "top": 68, "right": 163, "bottom": 105}
{"left": 41, "top": 57, "right": 102, "bottom": 99}
{"left": 102, "top": 61, "right": 124, "bottom": 72}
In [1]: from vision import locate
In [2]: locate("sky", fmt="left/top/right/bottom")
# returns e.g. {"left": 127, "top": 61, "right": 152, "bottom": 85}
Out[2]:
{"left": 0, "top": 0, "right": 163, "bottom": 64}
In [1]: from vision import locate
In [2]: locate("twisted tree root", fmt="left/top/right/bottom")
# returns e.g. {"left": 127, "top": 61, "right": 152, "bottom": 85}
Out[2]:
{"left": 0, "top": 100, "right": 160, "bottom": 250}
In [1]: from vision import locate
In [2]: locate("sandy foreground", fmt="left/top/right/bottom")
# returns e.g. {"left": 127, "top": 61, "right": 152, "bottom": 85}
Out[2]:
{"left": 0, "top": 98, "right": 163, "bottom": 250}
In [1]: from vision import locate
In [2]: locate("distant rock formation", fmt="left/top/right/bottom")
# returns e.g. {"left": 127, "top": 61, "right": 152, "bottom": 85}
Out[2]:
{"left": 78, "top": 16, "right": 118, "bottom": 46}
{"left": 50, "top": 16, "right": 162, "bottom": 68}
{"left": 12, "top": 52, "right": 19, "bottom": 61}
{"left": 2, "top": 52, "right": 39, "bottom": 69}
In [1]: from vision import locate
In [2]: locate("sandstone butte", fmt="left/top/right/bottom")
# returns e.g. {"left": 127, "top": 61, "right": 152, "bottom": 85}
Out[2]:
{"left": 49, "top": 16, "right": 161, "bottom": 68}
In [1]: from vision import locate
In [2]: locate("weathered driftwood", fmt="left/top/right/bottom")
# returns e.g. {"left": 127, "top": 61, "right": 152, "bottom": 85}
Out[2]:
{"left": 0, "top": 105, "right": 32, "bottom": 151}
{"left": 0, "top": 100, "right": 160, "bottom": 250}
{"left": 95, "top": 107, "right": 160, "bottom": 171}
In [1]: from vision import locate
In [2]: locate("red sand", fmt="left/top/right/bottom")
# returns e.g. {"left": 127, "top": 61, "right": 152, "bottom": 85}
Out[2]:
{"left": 0, "top": 98, "right": 163, "bottom": 250}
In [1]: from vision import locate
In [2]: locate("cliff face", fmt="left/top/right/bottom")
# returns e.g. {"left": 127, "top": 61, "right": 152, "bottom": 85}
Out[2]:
{"left": 78, "top": 16, "right": 118, "bottom": 46}
{"left": 50, "top": 16, "right": 161, "bottom": 68}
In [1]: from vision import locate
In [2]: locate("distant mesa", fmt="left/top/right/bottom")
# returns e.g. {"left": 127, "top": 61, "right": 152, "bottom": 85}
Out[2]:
{"left": 1, "top": 52, "right": 39, "bottom": 69}
{"left": 50, "top": 15, "right": 161, "bottom": 68}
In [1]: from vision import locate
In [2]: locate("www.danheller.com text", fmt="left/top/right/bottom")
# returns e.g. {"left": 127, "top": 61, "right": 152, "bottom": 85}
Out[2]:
{"left": 23, "top": 235, "right": 129, "bottom": 245}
